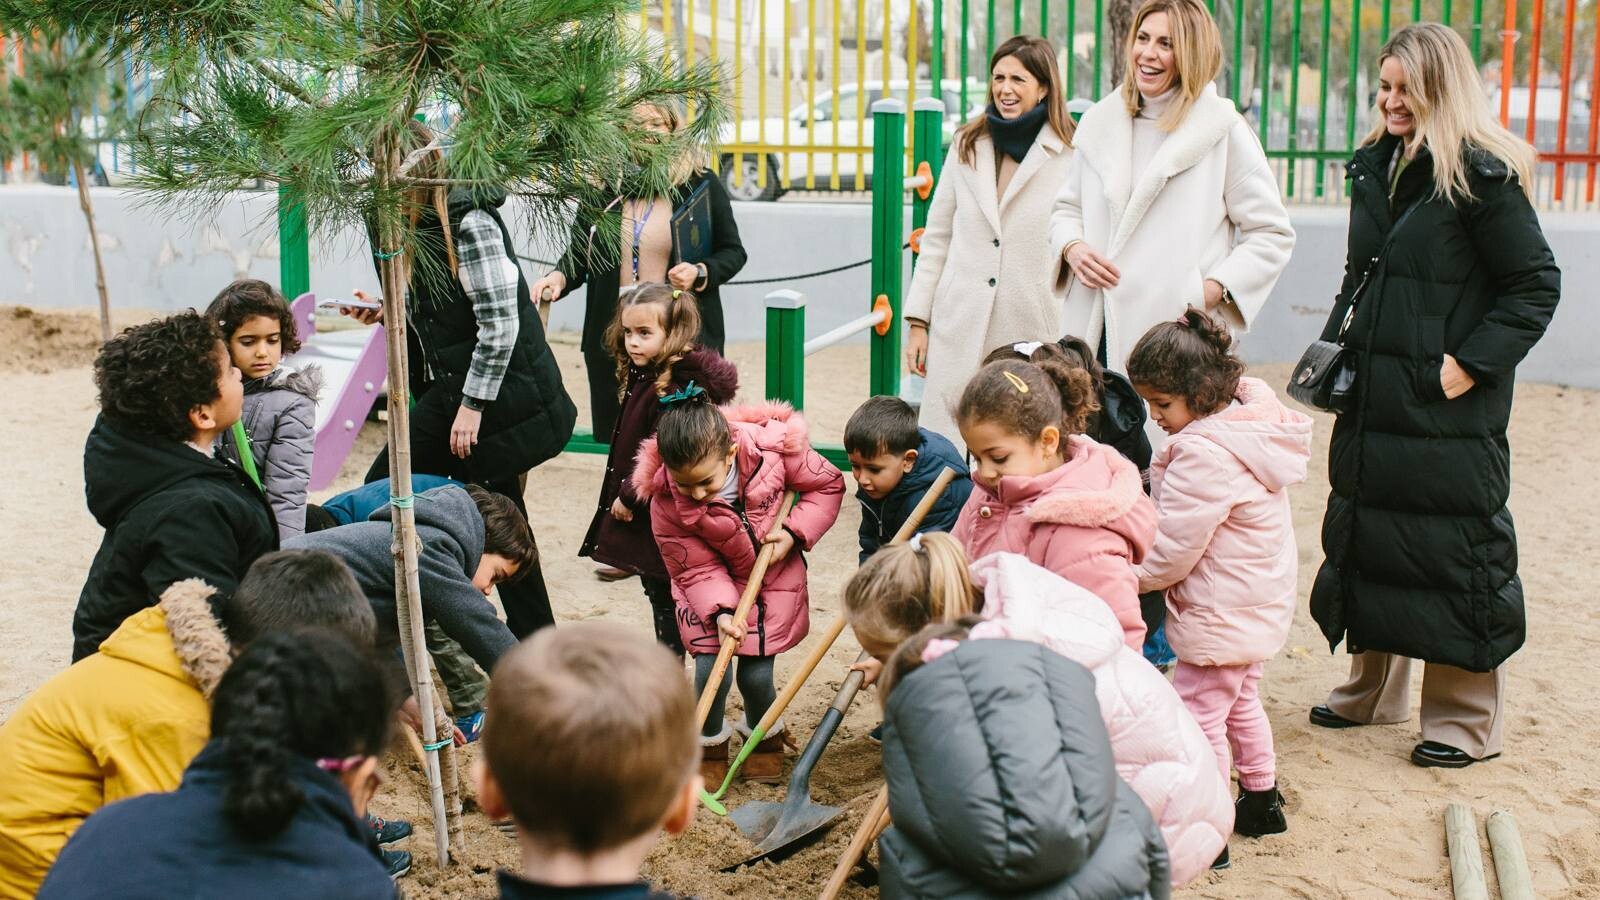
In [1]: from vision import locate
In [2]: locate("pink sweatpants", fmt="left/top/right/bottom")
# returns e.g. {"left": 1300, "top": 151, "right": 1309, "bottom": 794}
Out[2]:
{"left": 1172, "top": 661, "right": 1276, "bottom": 792}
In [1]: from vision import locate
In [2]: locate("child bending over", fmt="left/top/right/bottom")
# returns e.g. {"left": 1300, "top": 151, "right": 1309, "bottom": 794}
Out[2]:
{"left": 477, "top": 624, "right": 700, "bottom": 899}
{"left": 843, "top": 396, "right": 971, "bottom": 564}
{"left": 951, "top": 353, "right": 1156, "bottom": 649}
{"left": 875, "top": 621, "right": 1170, "bottom": 898}
{"left": 209, "top": 279, "right": 323, "bottom": 540}
{"left": 845, "top": 535, "right": 1231, "bottom": 885}
{"left": 633, "top": 393, "right": 843, "bottom": 784}
{"left": 73, "top": 311, "right": 277, "bottom": 661}
{"left": 579, "top": 284, "right": 738, "bottom": 654}
{"left": 1127, "top": 308, "right": 1313, "bottom": 847}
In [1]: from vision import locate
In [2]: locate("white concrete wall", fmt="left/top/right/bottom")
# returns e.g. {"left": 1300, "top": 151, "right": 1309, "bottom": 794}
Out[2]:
{"left": 4, "top": 185, "right": 1594, "bottom": 387}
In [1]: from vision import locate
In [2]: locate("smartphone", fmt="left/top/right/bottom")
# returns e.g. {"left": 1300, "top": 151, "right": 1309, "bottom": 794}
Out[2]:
{"left": 317, "top": 297, "right": 382, "bottom": 311}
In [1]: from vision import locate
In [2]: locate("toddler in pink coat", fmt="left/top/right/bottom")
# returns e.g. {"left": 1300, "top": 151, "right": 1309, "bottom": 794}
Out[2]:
{"left": 843, "top": 534, "right": 1232, "bottom": 887}
{"left": 633, "top": 393, "right": 844, "bottom": 785}
{"left": 1128, "top": 308, "right": 1313, "bottom": 859}
{"left": 951, "top": 353, "right": 1156, "bottom": 649}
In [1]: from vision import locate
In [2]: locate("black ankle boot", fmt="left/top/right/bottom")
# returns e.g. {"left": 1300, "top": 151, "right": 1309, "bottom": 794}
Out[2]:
{"left": 1211, "top": 845, "right": 1231, "bottom": 869}
{"left": 1234, "top": 786, "right": 1288, "bottom": 836}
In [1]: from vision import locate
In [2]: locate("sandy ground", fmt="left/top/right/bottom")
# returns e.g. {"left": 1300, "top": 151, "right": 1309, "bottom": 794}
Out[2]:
{"left": 2, "top": 304, "right": 1597, "bottom": 898}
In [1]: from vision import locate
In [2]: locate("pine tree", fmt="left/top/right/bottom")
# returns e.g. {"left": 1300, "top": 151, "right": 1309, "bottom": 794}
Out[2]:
{"left": 0, "top": 0, "right": 724, "bottom": 867}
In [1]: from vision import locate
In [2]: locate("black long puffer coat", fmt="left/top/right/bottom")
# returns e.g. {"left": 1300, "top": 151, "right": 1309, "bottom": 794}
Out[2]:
{"left": 1309, "top": 133, "right": 1560, "bottom": 673}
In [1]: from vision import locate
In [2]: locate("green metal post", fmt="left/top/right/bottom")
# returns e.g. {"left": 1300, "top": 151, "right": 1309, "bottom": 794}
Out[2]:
{"left": 931, "top": 0, "right": 945, "bottom": 91}
{"left": 961, "top": 0, "right": 971, "bottom": 114}
{"left": 277, "top": 186, "right": 310, "bottom": 299}
{"left": 1287, "top": 0, "right": 1304, "bottom": 197}
{"left": 1065, "top": 0, "right": 1077, "bottom": 98}
{"left": 1259, "top": 0, "right": 1274, "bottom": 145}
{"left": 1231, "top": 0, "right": 1244, "bottom": 103}
{"left": 764, "top": 290, "right": 806, "bottom": 409}
{"left": 911, "top": 97, "right": 944, "bottom": 269}
{"left": 1442, "top": 0, "right": 1452, "bottom": 24}
{"left": 1348, "top": 0, "right": 1363, "bottom": 156}
{"left": 1314, "top": 0, "right": 1333, "bottom": 197}
{"left": 870, "top": 99, "right": 906, "bottom": 400}
{"left": 1470, "top": 0, "right": 1484, "bottom": 60}
{"left": 1013, "top": 0, "right": 1022, "bottom": 35}
{"left": 987, "top": 0, "right": 996, "bottom": 65}
{"left": 1093, "top": 0, "right": 1104, "bottom": 96}
{"left": 1410, "top": 0, "right": 1421, "bottom": 21}
{"left": 1039, "top": 0, "right": 1047, "bottom": 40}
{"left": 1381, "top": 0, "right": 1393, "bottom": 44}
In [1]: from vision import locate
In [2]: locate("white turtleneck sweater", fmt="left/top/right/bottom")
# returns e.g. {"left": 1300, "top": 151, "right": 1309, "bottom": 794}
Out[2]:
{"left": 1132, "top": 89, "right": 1178, "bottom": 183}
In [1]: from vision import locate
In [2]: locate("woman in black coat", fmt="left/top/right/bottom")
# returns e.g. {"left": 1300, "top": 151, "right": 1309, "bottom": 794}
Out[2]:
{"left": 1306, "top": 24, "right": 1560, "bottom": 769}
{"left": 531, "top": 102, "right": 748, "bottom": 441}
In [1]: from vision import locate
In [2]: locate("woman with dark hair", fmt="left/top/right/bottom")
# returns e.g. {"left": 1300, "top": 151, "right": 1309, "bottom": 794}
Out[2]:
{"left": 903, "top": 34, "right": 1076, "bottom": 450}
{"left": 1308, "top": 23, "right": 1560, "bottom": 769}
{"left": 39, "top": 631, "right": 403, "bottom": 897}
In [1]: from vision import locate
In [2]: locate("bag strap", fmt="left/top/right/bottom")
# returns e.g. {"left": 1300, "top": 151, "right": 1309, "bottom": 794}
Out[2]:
{"left": 1337, "top": 197, "right": 1425, "bottom": 340}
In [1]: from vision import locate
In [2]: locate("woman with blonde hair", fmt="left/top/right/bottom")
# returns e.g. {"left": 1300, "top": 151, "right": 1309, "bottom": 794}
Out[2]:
{"left": 1049, "top": 0, "right": 1293, "bottom": 382}
{"left": 902, "top": 34, "right": 1075, "bottom": 449}
{"left": 1308, "top": 23, "right": 1560, "bottom": 769}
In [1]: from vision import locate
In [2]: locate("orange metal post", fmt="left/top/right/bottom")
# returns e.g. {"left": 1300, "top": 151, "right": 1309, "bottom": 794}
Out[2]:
{"left": 1587, "top": 15, "right": 1600, "bottom": 201}
{"left": 1523, "top": 0, "right": 1542, "bottom": 143}
{"left": 1499, "top": 1, "right": 1518, "bottom": 127}
{"left": 1551, "top": 0, "right": 1575, "bottom": 200}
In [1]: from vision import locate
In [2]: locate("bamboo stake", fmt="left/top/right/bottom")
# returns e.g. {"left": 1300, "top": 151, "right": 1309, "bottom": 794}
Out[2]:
{"left": 1485, "top": 810, "right": 1534, "bottom": 900}
{"left": 377, "top": 130, "right": 452, "bottom": 868}
{"left": 820, "top": 785, "right": 890, "bottom": 900}
{"left": 71, "top": 157, "right": 110, "bottom": 342}
{"left": 1445, "top": 803, "right": 1489, "bottom": 900}
{"left": 432, "top": 692, "right": 464, "bottom": 851}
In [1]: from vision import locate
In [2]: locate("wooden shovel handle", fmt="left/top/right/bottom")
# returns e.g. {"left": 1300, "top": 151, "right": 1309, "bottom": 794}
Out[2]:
{"left": 887, "top": 467, "right": 959, "bottom": 545}
{"left": 538, "top": 299, "right": 552, "bottom": 329}
{"left": 693, "top": 491, "right": 799, "bottom": 731}
{"left": 820, "top": 785, "right": 891, "bottom": 900}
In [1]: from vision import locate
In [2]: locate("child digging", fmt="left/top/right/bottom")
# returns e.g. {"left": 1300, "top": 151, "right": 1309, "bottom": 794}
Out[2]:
{"left": 476, "top": 624, "right": 701, "bottom": 899}
{"left": 209, "top": 278, "right": 323, "bottom": 541}
{"left": 1128, "top": 308, "right": 1313, "bottom": 857}
{"left": 73, "top": 311, "right": 277, "bottom": 662}
{"left": 843, "top": 395, "right": 972, "bottom": 564}
{"left": 633, "top": 393, "right": 844, "bottom": 784}
{"left": 578, "top": 284, "right": 739, "bottom": 654}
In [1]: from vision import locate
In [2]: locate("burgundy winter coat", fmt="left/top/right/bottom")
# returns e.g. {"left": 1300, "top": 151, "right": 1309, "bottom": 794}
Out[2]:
{"left": 579, "top": 348, "right": 739, "bottom": 579}
{"left": 633, "top": 403, "right": 845, "bottom": 657}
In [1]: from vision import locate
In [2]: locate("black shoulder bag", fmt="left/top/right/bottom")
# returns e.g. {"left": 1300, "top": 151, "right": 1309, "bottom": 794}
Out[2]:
{"left": 1287, "top": 199, "right": 1422, "bottom": 414}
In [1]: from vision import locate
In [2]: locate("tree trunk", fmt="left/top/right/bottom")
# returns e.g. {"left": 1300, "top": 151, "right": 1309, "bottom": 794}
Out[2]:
{"left": 1107, "top": 0, "right": 1139, "bottom": 89}
{"left": 72, "top": 159, "right": 111, "bottom": 341}
{"left": 376, "top": 132, "right": 457, "bottom": 867}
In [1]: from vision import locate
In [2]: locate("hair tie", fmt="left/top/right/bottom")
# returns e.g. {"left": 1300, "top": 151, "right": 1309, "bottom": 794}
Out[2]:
{"left": 907, "top": 533, "right": 925, "bottom": 553}
{"left": 316, "top": 755, "right": 363, "bottom": 773}
{"left": 1176, "top": 312, "right": 1192, "bottom": 326}
{"left": 1002, "top": 371, "right": 1030, "bottom": 394}
{"left": 659, "top": 380, "right": 706, "bottom": 407}
{"left": 672, "top": 289, "right": 683, "bottom": 298}
{"left": 921, "top": 638, "right": 961, "bottom": 664}
{"left": 1011, "top": 341, "right": 1043, "bottom": 357}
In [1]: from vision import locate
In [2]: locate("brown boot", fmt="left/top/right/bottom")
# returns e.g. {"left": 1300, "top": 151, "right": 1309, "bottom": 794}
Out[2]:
{"left": 700, "top": 725, "right": 731, "bottom": 786}
{"left": 739, "top": 723, "right": 792, "bottom": 784}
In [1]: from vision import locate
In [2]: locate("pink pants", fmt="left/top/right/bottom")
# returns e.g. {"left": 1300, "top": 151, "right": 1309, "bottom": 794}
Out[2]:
{"left": 1172, "top": 661, "right": 1276, "bottom": 792}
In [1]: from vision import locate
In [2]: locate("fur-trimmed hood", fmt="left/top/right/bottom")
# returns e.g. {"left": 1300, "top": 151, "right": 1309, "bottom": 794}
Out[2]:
{"left": 632, "top": 401, "right": 812, "bottom": 501}
{"left": 1022, "top": 436, "right": 1148, "bottom": 529}
{"left": 1176, "top": 377, "right": 1312, "bottom": 492}
{"left": 97, "top": 579, "right": 232, "bottom": 699}
{"left": 662, "top": 347, "right": 739, "bottom": 404}
{"left": 248, "top": 363, "right": 324, "bottom": 403}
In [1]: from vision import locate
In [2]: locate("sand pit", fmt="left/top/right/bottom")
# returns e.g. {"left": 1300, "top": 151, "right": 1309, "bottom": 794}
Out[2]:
{"left": 3, "top": 305, "right": 1597, "bottom": 897}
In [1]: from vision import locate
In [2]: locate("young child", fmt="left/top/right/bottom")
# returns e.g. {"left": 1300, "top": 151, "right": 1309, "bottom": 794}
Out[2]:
{"left": 74, "top": 311, "right": 278, "bottom": 662}
{"left": 874, "top": 621, "right": 1171, "bottom": 898}
{"left": 843, "top": 395, "right": 972, "bottom": 563}
{"left": 844, "top": 535, "right": 1232, "bottom": 885}
{"left": 0, "top": 551, "right": 386, "bottom": 896}
{"left": 579, "top": 284, "right": 739, "bottom": 655}
{"left": 632, "top": 393, "right": 844, "bottom": 783}
{"left": 1127, "top": 308, "right": 1313, "bottom": 842}
{"left": 39, "top": 631, "right": 402, "bottom": 898}
{"left": 208, "top": 279, "right": 323, "bottom": 540}
{"left": 951, "top": 354, "right": 1156, "bottom": 649}
{"left": 477, "top": 624, "right": 699, "bottom": 899}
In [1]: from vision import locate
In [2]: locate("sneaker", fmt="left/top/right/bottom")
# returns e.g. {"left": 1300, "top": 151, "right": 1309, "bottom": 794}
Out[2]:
{"left": 1211, "top": 846, "right": 1231, "bottom": 870}
{"left": 382, "top": 848, "right": 412, "bottom": 880}
{"left": 367, "top": 813, "right": 412, "bottom": 846}
{"left": 867, "top": 722, "right": 884, "bottom": 744}
{"left": 454, "top": 709, "right": 485, "bottom": 744}
{"left": 1234, "top": 786, "right": 1288, "bottom": 837}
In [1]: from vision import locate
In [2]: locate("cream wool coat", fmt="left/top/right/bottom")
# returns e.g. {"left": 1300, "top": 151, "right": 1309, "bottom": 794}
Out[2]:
{"left": 1049, "top": 83, "right": 1295, "bottom": 374}
{"left": 905, "top": 128, "right": 1072, "bottom": 449}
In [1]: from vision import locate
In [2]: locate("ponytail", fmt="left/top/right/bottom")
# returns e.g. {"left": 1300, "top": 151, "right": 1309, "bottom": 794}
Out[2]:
{"left": 1125, "top": 305, "right": 1243, "bottom": 415}
{"left": 981, "top": 340, "right": 1104, "bottom": 439}
{"left": 957, "top": 352, "right": 1099, "bottom": 454}
{"left": 844, "top": 533, "right": 982, "bottom": 655}
{"left": 210, "top": 630, "right": 397, "bottom": 835}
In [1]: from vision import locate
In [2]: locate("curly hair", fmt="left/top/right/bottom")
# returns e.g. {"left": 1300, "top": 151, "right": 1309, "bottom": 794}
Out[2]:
{"left": 95, "top": 311, "right": 227, "bottom": 443}
{"left": 602, "top": 284, "right": 703, "bottom": 402}
{"left": 205, "top": 279, "right": 302, "bottom": 356}
{"left": 956, "top": 352, "right": 1100, "bottom": 456}
{"left": 1125, "top": 306, "right": 1244, "bottom": 415}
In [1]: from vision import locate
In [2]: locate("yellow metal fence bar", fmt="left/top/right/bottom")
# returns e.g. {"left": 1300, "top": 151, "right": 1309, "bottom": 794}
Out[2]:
{"left": 831, "top": 0, "right": 842, "bottom": 189}
{"left": 758, "top": 0, "right": 768, "bottom": 189}
{"left": 907, "top": 0, "right": 919, "bottom": 177}
{"left": 806, "top": 0, "right": 817, "bottom": 189}
{"left": 782, "top": 0, "right": 792, "bottom": 194}
{"left": 855, "top": 0, "right": 867, "bottom": 190}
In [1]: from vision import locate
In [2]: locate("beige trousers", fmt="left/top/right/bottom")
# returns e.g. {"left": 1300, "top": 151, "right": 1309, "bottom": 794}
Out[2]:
{"left": 1325, "top": 652, "right": 1506, "bottom": 759}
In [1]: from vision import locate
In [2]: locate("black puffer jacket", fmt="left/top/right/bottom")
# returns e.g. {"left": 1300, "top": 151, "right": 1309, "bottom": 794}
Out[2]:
{"left": 73, "top": 417, "right": 278, "bottom": 661}
{"left": 1310, "top": 134, "right": 1560, "bottom": 672}
{"left": 879, "top": 640, "right": 1170, "bottom": 899}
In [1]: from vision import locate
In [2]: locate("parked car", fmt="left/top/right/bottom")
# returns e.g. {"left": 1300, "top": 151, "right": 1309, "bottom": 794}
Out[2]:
{"left": 716, "top": 78, "right": 984, "bottom": 200}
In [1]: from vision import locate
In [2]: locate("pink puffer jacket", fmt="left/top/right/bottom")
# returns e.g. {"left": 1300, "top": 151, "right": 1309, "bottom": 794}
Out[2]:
{"left": 953, "top": 436, "right": 1156, "bottom": 649}
{"left": 635, "top": 403, "right": 845, "bottom": 657}
{"left": 1135, "top": 377, "right": 1313, "bottom": 666}
{"left": 967, "top": 552, "right": 1232, "bottom": 887}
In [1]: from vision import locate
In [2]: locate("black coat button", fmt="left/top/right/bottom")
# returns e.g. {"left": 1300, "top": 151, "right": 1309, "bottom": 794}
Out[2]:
{"left": 988, "top": 277, "right": 997, "bottom": 287}
{"left": 993, "top": 238, "right": 1000, "bottom": 247}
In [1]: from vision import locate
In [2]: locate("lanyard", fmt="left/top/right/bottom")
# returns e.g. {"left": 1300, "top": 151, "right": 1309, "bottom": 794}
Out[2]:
{"left": 629, "top": 198, "right": 656, "bottom": 284}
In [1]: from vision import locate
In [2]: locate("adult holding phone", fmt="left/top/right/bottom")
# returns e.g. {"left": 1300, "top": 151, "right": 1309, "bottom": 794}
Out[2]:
{"left": 343, "top": 120, "right": 576, "bottom": 637}
{"left": 1049, "top": 0, "right": 1293, "bottom": 377}
{"left": 903, "top": 35, "right": 1076, "bottom": 449}
{"left": 531, "top": 101, "right": 748, "bottom": 441}
{"left": 1307, "top": 24, "right": 1559, "bottom": 769}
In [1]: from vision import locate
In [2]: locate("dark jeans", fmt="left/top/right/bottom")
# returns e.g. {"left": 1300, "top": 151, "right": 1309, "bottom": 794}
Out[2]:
{"left": 640, "top": 576, "right": 685, "bottom": 656}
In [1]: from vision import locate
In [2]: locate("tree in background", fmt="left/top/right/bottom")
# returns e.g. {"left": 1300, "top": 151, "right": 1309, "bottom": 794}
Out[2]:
{"left": 0, "top": 33, "right": 129, "bottom": 340}
{"left": 0, "top": 0, "right": 724, "bottom": 867}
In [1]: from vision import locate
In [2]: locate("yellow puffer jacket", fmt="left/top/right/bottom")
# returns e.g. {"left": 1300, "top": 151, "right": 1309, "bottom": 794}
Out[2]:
{"left": 0, "top": 581, "right": 229, "bottom": 898}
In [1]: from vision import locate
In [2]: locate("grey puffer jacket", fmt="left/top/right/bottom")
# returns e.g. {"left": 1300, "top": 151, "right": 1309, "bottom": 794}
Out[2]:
{"left": 879, "top": 639, "right": 1171, "bottom": 900}
{"left": 216, "top": 365, "right": 322, "bottom": 540}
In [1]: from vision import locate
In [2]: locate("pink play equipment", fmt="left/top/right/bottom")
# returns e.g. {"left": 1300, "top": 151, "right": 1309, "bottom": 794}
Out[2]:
{"left": 285, "top": 292, "right": 389, "bottom": 490}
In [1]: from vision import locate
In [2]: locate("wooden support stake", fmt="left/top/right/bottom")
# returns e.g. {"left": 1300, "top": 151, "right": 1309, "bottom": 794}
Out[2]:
{"left": 1445, "top": 803, "right": 1489, "bottom": 900}
{"left": 820, "top": 785, "right": 890, "bottom": 900}
{"left": 1486, "top": 810, "right": 1534, "bottom": 900}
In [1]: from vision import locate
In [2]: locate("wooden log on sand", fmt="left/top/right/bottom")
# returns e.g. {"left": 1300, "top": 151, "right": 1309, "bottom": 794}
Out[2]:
{"left": 1444, "top": 803, "right": 1488, "bottom": 900}
{"left": 1486, "top": 810, "right": 1534, "bottom": 900}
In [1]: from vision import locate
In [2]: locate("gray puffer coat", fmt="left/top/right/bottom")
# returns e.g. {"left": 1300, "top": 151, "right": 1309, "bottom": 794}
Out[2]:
{"left": 216, "top": 365, "right": 322, "bottom": 540}
{"left": 880, "top": 639, "right": 1171, "bottom": 900}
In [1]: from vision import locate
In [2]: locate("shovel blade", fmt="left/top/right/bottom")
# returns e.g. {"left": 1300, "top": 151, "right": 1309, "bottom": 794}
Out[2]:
{"left": 724, "top": 800, "right": 845, "bottom": 870}
{"left": 728, "top": 800, "right": 785, "bottom": 843}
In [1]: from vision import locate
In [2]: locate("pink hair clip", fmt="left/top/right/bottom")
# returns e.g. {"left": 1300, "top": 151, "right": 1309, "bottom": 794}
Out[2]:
{"left": 920, "top": 638, "right": 961, "bottom": 664}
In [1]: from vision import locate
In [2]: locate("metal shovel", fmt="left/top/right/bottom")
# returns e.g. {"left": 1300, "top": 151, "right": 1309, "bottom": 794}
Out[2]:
{"left": 723, "top": 652, "right": 870, "bottom": 869}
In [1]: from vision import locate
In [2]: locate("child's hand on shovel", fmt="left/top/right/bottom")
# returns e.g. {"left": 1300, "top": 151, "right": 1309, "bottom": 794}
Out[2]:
{"left": 716, "top": 613, "right": 747, "bottom": 643}
{"left": 761, "top": 527, "right": 797, "bottom": 563}
{"left": 849, "top": 656, "right": 885, "bottom": 687}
